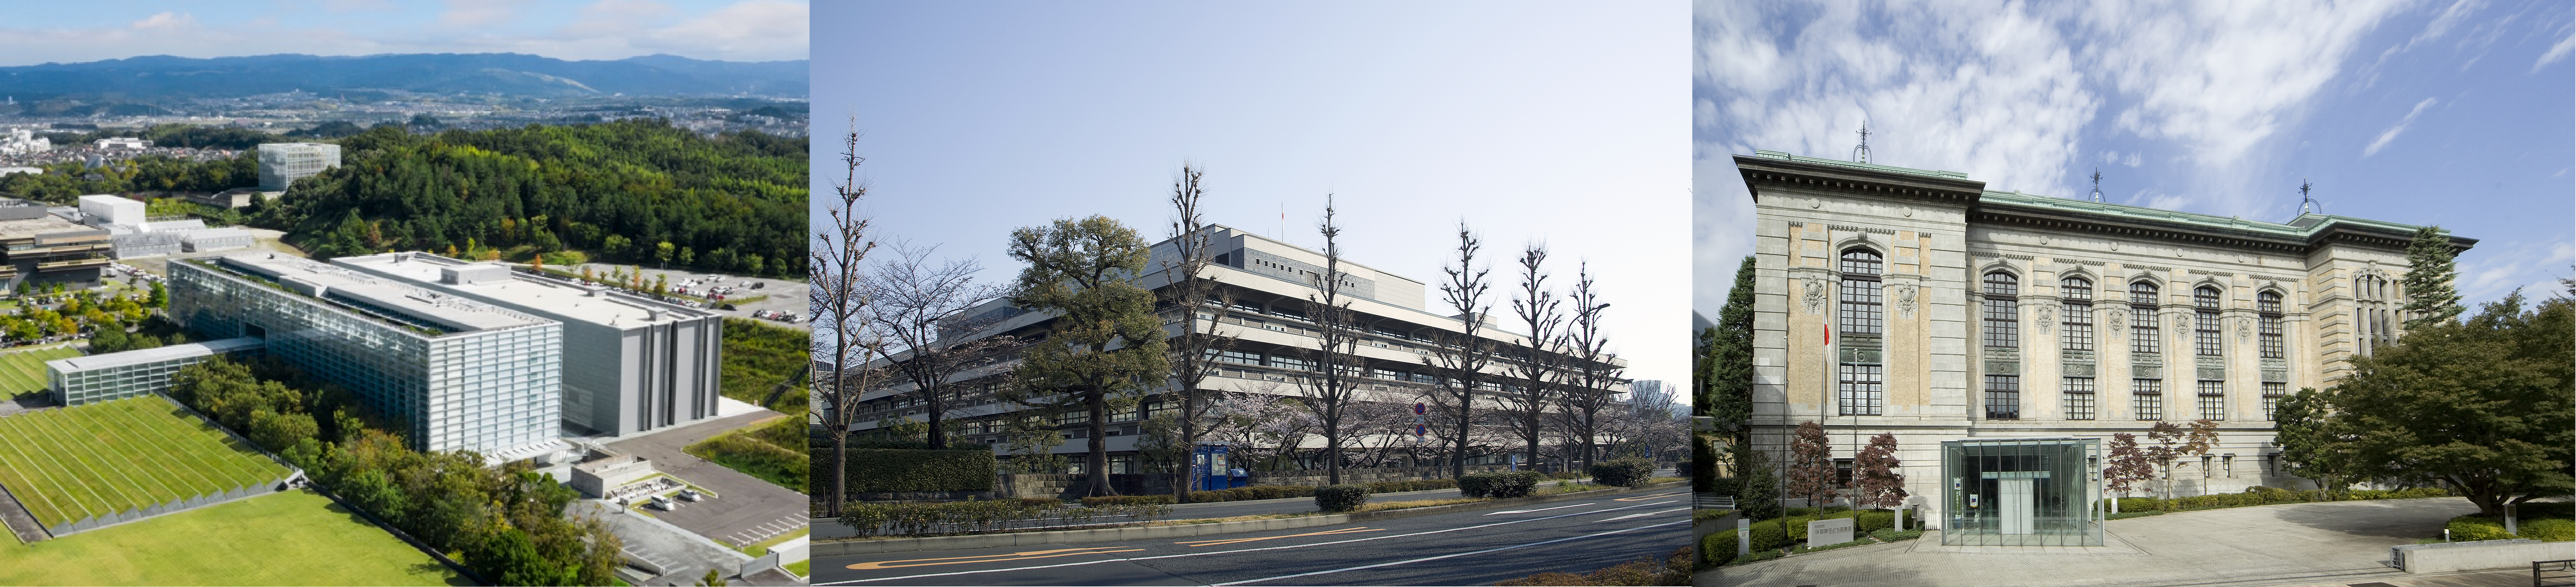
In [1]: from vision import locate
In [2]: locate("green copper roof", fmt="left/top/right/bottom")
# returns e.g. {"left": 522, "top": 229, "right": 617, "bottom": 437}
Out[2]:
{"left": 1749, "top": 150, "right": 1969, "bottom": 179}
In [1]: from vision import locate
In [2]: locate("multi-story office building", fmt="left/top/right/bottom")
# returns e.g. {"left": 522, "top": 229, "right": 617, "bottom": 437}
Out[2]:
{"left": 168, "top": 253, "right": 562, "bottom": 456}
{"left": 841, "top": 225, "right": 1628, "bottom": 474}
{"left": 334, "top": 252, "right": 725, "bottom": 437}
{"left": 0, "top": 199, "right": 110, "bottom": 287}
{"left": 47, "top": 337, "right": 265, "bottom": 406}
{"left": 1735, "top": 150, "right": 2470, "bottom": 539}
{"left": 256, "top": 142, "right": 342, "bottom": 192}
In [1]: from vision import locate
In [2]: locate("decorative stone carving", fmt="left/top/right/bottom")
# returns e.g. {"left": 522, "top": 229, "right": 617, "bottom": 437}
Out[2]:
{"left": 1891, "top": 283, "right": 1918, "bottom": 319}
{"left": 2174, "top": 313, "right": 2192, "bottom": 329}
{"left": 1802, "top": 278, "right": 1826, "bottom": 315}
{"left": 2035, "top": 305, "right": 2054, "bottom": 333}
{"left": 2237, "top": 319, "right": 2251, "bottom": 341}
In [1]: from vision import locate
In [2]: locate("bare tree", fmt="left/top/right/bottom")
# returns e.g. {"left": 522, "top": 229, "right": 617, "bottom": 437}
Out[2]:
{"left": 1418, "top": 221, "right": 1495, "bottom": 480}
{"left": 864, "top": 241, "right": 1015, "bottom": 450}
{"left": 1501, "top": 243, "right": 1566, "bottom": 471}
{"left": 1558, "top": 261, "right": 1622, "bottom": 472}
{"left": 1155, "top": 163, "right": 1237, "bottom": 502}
{"left": 1294, "top": 196, "right": 1367, "bottom": 485}
{"left": 812, "top": 124, "right": 887, "bottom": 517}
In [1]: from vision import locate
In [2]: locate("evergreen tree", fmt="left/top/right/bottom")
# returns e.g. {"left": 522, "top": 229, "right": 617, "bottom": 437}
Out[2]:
{"left": 1729, "top": 440, "right": 1780, "bottom": 520}
{"left": 1708, "top": 255, "right": 1757, "bottom": 444}
{"left": 2270, "top": 387, "right": 2348, "bottom": 500}
{"left": 2322, "top": 292, "right": 2573, "bottom": 516}
{"left": 2400, "top": 225, "right": 2464, "bottom": 328}
{"left": 1000, "top": 215, "right": 1169, "bottom": 497}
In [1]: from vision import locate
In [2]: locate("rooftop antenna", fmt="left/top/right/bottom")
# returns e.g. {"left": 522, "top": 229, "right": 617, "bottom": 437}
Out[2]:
{"left": 2089, "top": 167, "right": 2104, "bottom": 202}
{"left": 2296, "top": 179, "right": 2318, "bottom": 216}
{"left": 1852, "top": 119, "right": 1872, "bottom": 164}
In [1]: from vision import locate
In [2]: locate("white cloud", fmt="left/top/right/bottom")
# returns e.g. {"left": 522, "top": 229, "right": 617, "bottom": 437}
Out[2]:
{"left": 131, "top": 12, "right": 199, "bottom": 33}
{"left": 2363, "top": 97, "right": 2439, "bottom": 157}
{"left": 438, "top": 0, "right": 518, "bottom": 27}
{"left": 2539, "top": 28, "right": 2575, "bottom": 72}
{"left": 640, "top": 0, "right": 807, "bottom": 61}
{"left": 2456, "top": 238, "right": 2576, "bottom": 305}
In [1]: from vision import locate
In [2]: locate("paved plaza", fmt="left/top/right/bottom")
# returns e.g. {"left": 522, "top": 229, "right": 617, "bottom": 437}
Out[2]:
{"left": 1710, "top": 497, "right": 2536, "bottom": 587}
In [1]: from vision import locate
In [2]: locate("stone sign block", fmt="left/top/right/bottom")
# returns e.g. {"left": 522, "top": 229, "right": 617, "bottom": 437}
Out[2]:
{"left": 1808, "top": 517, "right": 1854, "bottom": 548}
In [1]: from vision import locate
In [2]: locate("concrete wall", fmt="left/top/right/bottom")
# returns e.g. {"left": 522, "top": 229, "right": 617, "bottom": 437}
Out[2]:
{"left": 2398, "top": 540, "right": 2576, "bottom": 573}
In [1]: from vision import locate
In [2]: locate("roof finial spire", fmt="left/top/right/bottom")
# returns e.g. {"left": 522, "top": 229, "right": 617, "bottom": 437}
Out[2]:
{"left": 1852, "top": 119, "right": 1872, "bottom": 164}
{"left": 2298, "top": 179, "right": 2318, "bottom": 216}
{"left": 2090, "top": 167, "right": 2104, "bottom": 202}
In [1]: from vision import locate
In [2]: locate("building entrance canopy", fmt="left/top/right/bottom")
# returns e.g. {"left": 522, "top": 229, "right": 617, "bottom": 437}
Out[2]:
{"left": 1941, "top": 437, "right": 2103, "bottom": 546}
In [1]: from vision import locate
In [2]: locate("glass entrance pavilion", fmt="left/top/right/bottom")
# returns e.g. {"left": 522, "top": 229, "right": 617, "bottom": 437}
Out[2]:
{"left": 1940, "top": 437, "right": 2104, "bottom": 546}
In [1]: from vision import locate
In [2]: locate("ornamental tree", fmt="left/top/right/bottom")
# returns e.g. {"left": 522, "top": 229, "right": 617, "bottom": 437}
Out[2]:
{"left": 2103, "top": 432, "right": 2155, "bottom": 510}
{"left": 2399, "top": 225, "right": 2464, "bottom": 329}
{"left": 1850, "top": 432, "right": 1907, "bottom": 511}
{"left": 1784, "top": 421, "right": 1837, "bottom": 509}
{"left": 2322, "top": 292, "right": 2573, "bottom": 517}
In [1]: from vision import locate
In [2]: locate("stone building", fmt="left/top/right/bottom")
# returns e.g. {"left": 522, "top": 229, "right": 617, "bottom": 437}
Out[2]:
{"left": 1734, "top": 150, "right": 2470, "bottom": 524}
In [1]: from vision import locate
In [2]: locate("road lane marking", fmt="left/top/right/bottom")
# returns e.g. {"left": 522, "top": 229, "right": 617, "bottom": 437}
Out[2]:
{"left": 842, "top": 547, "right": 1146, "bottom": 570}
{"left": 1593, "top": 507, "right": 1692, "bottom": 523}
{"left": 1209, "top": 518, "right": 1693, "bottom": 586}
{"left": 814, "top": 497, "right": 1687, "bottom": 585}
{"left": 1175, "top": 527, "right": 1384, "bottom": 547}
{"left": 1480, "top": 502, "right": 1597, "bottom": 515}
{"left": 1612, "top": 491, "right": 1690, "bottom": 502}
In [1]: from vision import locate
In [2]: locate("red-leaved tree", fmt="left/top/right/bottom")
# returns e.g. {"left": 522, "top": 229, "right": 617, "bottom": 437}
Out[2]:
{"left": 1785, "top": 421, "right": 1838, "bottom": 509}
{"left": 1850, "top": 432, "right": 1907, "bottom": 511}
{"left": 2104, "top": 432, "right": 2156, "bottom": 513}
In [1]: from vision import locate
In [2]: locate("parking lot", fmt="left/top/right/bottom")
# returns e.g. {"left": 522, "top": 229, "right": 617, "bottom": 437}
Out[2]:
{"left": 568, "top": 263, "right": 808, "bottom": 330}
{"left": 604, "top": 409, "right": 810, "bottom": 549}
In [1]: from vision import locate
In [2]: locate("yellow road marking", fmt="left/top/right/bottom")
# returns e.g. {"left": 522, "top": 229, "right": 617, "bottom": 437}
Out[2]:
{"left": 845, "top": 547, "right": 1146, "bottom": 570}
{"left": 1175, "top": 527, "right": 1386, "bottom": 547}
{"left": 1613, "top": 492, "right": 1690, "bottom": 502}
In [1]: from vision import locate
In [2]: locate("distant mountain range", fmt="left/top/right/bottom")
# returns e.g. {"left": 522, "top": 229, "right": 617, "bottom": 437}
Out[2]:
{"left": 0, "top": 53, "right": 807, "bottom": 100}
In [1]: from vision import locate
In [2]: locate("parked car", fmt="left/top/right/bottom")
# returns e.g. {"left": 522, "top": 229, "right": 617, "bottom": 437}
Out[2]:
{"left": 649, "top": 496, "right": 674, "bottom": 511}
{"left": 678, "top": 490, "right": 702, "bottom": 502}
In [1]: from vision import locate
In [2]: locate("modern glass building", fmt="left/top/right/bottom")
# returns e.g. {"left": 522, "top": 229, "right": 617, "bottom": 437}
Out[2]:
{"left": 47, "top": 337, "right": 265, "bottom": 406}
{"left": 168, "top": 253, "right": 561, "bottom": 455}
{"left": 1940, "top": 437, "right": 2103, "bottom": 546}
{"left": 255, "top": 143, "right": 342, "bottom": 192}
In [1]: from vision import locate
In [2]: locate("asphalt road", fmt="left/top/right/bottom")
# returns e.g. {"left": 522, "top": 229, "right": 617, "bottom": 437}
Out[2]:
{"left": 810, "top": 479, "right": 1610, "bottom": 540}
{"left": 811, "top": 486, "right": 1695, "bottom": 586}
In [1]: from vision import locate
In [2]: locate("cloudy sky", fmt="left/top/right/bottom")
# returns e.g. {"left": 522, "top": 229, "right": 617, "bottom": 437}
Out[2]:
{"left": 816, "top": 3, "right": 1690, "bottom": 392}
{"left": 0, "top": 0, "right": 807, "bottom": 66}
{"left": 1695, "top": 0, "right": 2575, "bottom": 318}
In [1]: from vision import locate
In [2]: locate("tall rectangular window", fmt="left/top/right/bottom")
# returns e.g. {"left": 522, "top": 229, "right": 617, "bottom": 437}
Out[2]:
{"left": 2063, "top": 377, "right": 2096, "bottom": 420}
{"left": 2062, "top": 277, "right": 2094, "bottom": 352}
{"left": 1983, "top": 272, "right": 2019, "bottom": 348}
{"left": 2133, "top": 379, "right": 2163, "bottom": 420}
{"left": 1839, "top": 364, "right": 1884, "bottom": 416}
{"left": 2258, "top": 291, "right": 2285, "bottom": 359}
{"left": 2197, "top": 381, "right": 2225, "bottom": 420}
{"left": 1985, "top": 374, "right": 2020, "bottom": 420}
{"left": 2195, "top": 287, "right": 2224, "bottom": 356}
{"left": 2261, "top": 382, "right": 2286, "bottom": 420}
{"left": 1840, "top": 250, "right": 1883, "bottom": 335}
{"left": 2130, "top": 281, "right": 2162, "bottom": 353}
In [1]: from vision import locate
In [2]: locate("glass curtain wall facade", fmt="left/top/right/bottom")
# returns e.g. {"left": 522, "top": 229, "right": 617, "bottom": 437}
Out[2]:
{"left": 48, "top": 338, "right": 265, "bottom": 406}
{"left": 168, "top": 259, "right": 562, "bottom": 454}
{"left": 1940, "top": 438, "right": 2103, "bottom": 546}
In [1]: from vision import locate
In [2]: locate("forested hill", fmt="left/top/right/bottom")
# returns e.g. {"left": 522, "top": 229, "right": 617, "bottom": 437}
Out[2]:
{"left": 260, "top": 120, "right": 806, "bottom": 277}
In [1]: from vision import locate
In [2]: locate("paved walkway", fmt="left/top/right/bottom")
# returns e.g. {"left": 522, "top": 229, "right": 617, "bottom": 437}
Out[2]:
{"left": 605, "top": 409, "right": 805, "bottom": 548}
{"left": 1713, "top": 497, "right": 2486, "bottom": 587}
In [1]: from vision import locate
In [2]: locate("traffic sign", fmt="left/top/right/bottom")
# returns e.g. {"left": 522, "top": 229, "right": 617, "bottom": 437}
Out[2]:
{"left": 1413, "top": 403, "right": 1425, "bottom": 415}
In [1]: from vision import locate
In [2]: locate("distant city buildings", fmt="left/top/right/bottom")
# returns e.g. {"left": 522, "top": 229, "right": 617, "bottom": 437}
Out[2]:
{"left": 256, "top": 142, "right": 341, "bottom": 192}
{"left": 76, "top": 194, "right": 255, "bottom": 258}
{"left": 93, "top": 137, "right": 149, "bottom": 150}
{"left": 0, "top": 129, "right": 49, "bottom": 155}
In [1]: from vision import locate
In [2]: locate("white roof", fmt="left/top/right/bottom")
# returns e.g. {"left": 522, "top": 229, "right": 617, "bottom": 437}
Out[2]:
{"left": 332, "top": 253, "right": 713, "bottom": 329}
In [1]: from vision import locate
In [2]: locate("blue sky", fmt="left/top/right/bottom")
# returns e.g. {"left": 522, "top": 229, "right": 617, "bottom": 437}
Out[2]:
{"left": 1695, "top": 0, "right": 2576, "bottom": 318}
{"left": 814, "top": 2, "right": 1690, "bottom": 390}
{"left": 0, "top": 0, "right": 807, "bottom": 66}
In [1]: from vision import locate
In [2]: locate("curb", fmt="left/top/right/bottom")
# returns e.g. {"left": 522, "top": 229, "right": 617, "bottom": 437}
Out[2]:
{"left": 814, "top": 480, "right": 1688, "bottom": 556}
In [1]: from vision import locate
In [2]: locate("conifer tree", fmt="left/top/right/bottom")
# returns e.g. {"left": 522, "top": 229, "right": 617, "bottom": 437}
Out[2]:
{"left": 2400, "top": 225, "right": 2464, "bottom": 328}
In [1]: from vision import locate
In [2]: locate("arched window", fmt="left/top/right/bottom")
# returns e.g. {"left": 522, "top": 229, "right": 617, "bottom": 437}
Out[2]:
{"left": 2129, "top": 281, "right": 2161, "bottom": 353}
{"left": 2194, "top": 286, "right": 2223, "bottom": 356}
{"left": 1838, "top": 249, "right": 1885, "bottom": 416}
{"left": 2257, "top": 290, "right": 2283, "bottom": 359}
{"left": 1981, "top": 272, "right": 2019, "bottom": 348}
{"left": 2061, "top": 277, "right": 2093, "bottom": 352}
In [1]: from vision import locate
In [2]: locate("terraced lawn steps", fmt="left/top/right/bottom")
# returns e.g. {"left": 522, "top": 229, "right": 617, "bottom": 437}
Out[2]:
{"left": 0, "top": 395, "right": 296, "bottom": 539}
{"left": 0, "top": 490, "right": 466, "bottom": 586}
{"left": 0, "top": 347, "right": 78, "bottom": 397}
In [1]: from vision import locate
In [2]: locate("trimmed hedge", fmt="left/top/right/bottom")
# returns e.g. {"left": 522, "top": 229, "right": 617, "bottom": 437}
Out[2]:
{"left": 1589, "top": 457, "right": 1656, "bottom": 487}
{"left": 1178, "top": 478, "right": 1463, "bottom": 504}
{"left": 833, "top": 448, "right": 998, "bottom": 492}
{"left": 1854, "top": 510, "right": 1893, "bottom": 533}
{"left": 1748, "top": 522, "right": 1785, "bottom": 551}
{"left": 1080, "top": 495, "right": 1174, "bottom": 507}
{"left": 837, "top": 496, "right": 1165, "bottom": 537}
{"left": 2446, "top": 513, "right": 2576, "bottom": 542}
{"left": 2521, "top": 517, "right": 2574, "bottom": 542}
{"left": 1362, "top": 479, "right": 1459, "bottom": 493}
{"left": 2448, "top": 515, "right": 2517, "bottom": 541}
{"left": 1703, "top": 531, "right": 1735, "bottom": 566}
{"left": 2105, "top": 486, "right": 2456, "bottom": 515}
{"left": 1871, "top": 528, "right": 1923, "bottom": 542}
{"left": 1461, "top": 471, "right": 1547, "bottom": 498}
{"left": 2105, "top": 510, "right": 2165, "bottom": 520}
{"left": 1315, "top": 484, "right": 1371, "bottom": 513}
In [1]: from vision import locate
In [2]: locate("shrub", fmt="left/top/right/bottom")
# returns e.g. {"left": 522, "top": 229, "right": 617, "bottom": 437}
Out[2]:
{"left": 1549, "top": 470, "right": 1582, "bottom": 480}
{"left": 2519, "top": 502, "right": 2576, "bottom": 520}
{"left": 1703, "top": 532, "right": 1736, "bottom": 566}
{"left": 1782, "top": 506, "right": 1815, "bottom": 517}
{"left": 1779, "top": 516, "right": 1816, "bottom": 542}
{"left": 1748, "top": 520, "right": 1786, "bottom": 551}
{"left": 831, "top": 448, "right": 997, "bottom": 493}
{"left": 1459, "top": 473, "right": 1497, "bottom": 498}
{"left": 1464, "top": 471, "right": 1545, "bottom": 498}
{"left": 2114, "top": 497, "right": 2158, "bottom": 513}
{"left": 1315, "top": 484, "right": 1371, "bottom": 513}
{"left": 1361, "top": 479, "right": 1458, "bottom": 494}
{"left": 1589, "top": 457, "right": 1656, "bottom": 487}
{"left": 2447, "top": 515, "right": 2516, "bottom": 541}
{"left": 2105, "top": 510, "right": 2165, "bottom": 520}
{"left": 1854, "top": 510, "right": 1893, "bottom": 533}
{"left": 1871, "top": 528, "right": 1923, "bottom": 542}
{"left": 1080, "top": 495, "right": 1175, "bottom": 507}
{"left": 2519, "top": 517, "right": 2574, "bottom": 542}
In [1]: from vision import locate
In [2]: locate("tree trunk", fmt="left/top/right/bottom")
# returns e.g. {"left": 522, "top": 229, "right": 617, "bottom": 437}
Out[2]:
{"left": 1087, "top": 385, "right": 1114, "bottom": 497}
{"left": 1325, "top": 418, "right": 1342, "bottom": 485}
{"left": 829, "top": 431, "right": 847, "bottom": 517}
{"left": 1175, "top": 393, "right": 1196, "bottom": 503}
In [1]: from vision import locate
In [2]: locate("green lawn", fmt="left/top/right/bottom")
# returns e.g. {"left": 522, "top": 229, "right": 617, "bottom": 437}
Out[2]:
{"left": 0, "top": 396, "right": 288, "bottom": 528}
{"left": 0, "top": 347, "right": 78, "bottom": 396}
{"left": 721, "top": 318, "right": 808, "bottom": 416}
{"left": 0, "top": 490, "right": 466, "bottom": 586}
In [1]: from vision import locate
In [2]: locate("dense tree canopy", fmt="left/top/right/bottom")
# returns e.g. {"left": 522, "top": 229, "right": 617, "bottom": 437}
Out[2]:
{"left": 252, "top": 120, "right": 805, "bottom": 275}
